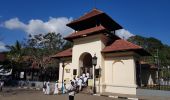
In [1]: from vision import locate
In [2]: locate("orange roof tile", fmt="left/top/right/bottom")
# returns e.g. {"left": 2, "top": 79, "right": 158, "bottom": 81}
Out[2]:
{"left": 64, "top": 25, "right": 107, "bottom": 41}
{"left": 102, "top": 39, "right": 143, "bottom": 53}
{"left": 51, "top": 48, "right": 72, "bottom": 58}
{"left": 67, "top": 9, "right": 103, "bottom": 26}
{"left": 67, "top": 9, "right": 122, "bottom": 31}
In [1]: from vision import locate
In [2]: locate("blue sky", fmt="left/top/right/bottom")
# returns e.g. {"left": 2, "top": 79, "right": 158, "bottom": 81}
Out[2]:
{"left": 0, "top": 0, "right": 170, "bottom": 51}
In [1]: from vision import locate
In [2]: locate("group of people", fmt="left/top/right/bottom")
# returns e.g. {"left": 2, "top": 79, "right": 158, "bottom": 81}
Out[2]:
{"left": 42, "top": 80, "right": 76, "bottom": 100}
{"left": 42, "top": 72, "right": 90, "bottom": 100}
{"left": 42, "top": 81, "right": 59, "bottom": 95}
{"left": 71, "top": 72, "right": 90, "bottom": 92}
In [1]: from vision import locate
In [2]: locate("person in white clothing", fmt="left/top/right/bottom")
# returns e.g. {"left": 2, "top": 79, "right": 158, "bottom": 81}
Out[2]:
{"left": 78, "top": 78, "right": 82, "bottom": 91}
{"left": 43, "top": 81, "right": 47, "bottom": 94}
{"left": 82, "top": 73, "right": 85, "bottom": 78}
{"left": 53, "top": 81, "right": 59, "bottom": 95}
{"left": 80, "top": 75, "right": 83, "bottom": 79}
{"left": 0, "top": 81, "right": 4, "bottom": 92}
{"left": 83, "top": 76, "right": 88, "bottom": 87}
{"left": 72, "top": 77, "right": 76, "bottom": 84}
{"left": 76, "top": 76, "right": 79, "bottom": 82}
{"left": 46, "top": 81, "right": 50, "bottom": 95}
{"left": 86, "top": 72, "right": 90, "bottom": 79}
{"left": 67, "top": 81, "right": 76, "bottom": 100}
{"left": 75, "top": 76, "right": 79, "bottom": 92}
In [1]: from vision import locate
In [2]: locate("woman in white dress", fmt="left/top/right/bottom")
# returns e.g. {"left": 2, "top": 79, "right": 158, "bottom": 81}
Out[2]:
{"left": 54, "top": 81, "right": 59, "bottom": 95}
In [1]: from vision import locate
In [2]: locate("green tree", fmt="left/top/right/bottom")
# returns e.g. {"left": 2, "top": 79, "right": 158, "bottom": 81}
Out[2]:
{"left": 6, "top": 40, "right": 23, "bottom": 62}
{"left": 24, "top": 32, "right": 66, "bottom": 68}
{"left": 128, "top": 35, "right": 170, "bottom": 67}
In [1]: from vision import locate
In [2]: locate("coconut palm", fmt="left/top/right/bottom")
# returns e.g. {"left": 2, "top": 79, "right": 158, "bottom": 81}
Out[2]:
{"left": 6, "top": 40, "right": 23, "bottom": 62}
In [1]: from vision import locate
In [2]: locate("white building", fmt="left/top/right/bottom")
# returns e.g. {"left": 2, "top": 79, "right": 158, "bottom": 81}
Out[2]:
{"left": 52, "top": 9, "right": 149, "bottom": 95}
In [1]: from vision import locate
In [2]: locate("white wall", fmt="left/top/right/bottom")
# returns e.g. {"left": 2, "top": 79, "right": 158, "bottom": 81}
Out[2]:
{"left": 72, "top": 34, "right": 105, "bottom": 75}
{"left": 59, "top": 58, "right": 73, "bottom": 83}
{"left": 104, "top": 53, "right": 137, "bottom": 94}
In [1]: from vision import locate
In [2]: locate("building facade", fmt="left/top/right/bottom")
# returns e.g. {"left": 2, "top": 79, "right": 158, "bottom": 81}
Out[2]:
{"left": 52, "top": 9, "right": 149, "bottom": 95}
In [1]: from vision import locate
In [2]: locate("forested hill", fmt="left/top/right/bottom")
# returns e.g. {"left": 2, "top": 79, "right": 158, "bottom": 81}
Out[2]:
{"left": 128, "top": 35, "right": 170, "bottom": 67}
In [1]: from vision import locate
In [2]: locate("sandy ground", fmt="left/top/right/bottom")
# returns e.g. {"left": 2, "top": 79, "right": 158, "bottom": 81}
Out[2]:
{"left": 0, "top": 88, "right": 122, "bottom": 100}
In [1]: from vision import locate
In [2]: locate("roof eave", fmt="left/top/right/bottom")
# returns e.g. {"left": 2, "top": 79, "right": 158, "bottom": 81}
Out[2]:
{"left": 102, "top": 48, "right": 151, "bottom": 56}
{"left": 51, "top": 55, "right": 72, "bottom": 59}
{"left": 64, "top": 29, "right": 108, "bottom": 41}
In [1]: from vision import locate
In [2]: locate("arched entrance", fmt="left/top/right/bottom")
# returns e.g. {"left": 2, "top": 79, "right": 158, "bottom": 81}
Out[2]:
{"left": 79, "top": 52, "right": 93, "bottom": 78}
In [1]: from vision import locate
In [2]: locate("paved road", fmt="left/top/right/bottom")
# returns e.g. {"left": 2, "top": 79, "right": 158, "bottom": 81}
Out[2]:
{"left": 0, "top": 88, "right": 123, "bottom": 100}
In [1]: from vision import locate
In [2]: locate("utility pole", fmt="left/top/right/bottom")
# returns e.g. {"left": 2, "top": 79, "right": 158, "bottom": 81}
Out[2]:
{"left": 155, "top": 49, "right": 160, "bottom": 90}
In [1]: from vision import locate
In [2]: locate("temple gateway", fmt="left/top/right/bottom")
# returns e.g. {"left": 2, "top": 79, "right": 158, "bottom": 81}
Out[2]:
{"left": 52, "top": 9, "right": 149, "bottom": 95}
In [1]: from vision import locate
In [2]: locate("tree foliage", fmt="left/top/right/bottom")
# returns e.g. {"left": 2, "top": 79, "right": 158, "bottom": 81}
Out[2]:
{"left": 5, "top": 40, "right": 23, "bottom": 62}
{"left": 23, "top": 32, "right": 72, "bottom": 68}
{"left": 128, "top": 35, "right": 170, "bottom": 67}
{"left": 4, "top": 32, "right": 72, "bottom": 70}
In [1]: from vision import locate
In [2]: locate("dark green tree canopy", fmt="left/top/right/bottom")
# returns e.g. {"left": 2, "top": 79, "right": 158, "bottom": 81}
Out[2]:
{"left": 128, "top": 35, "right": 170, "bottom": 67}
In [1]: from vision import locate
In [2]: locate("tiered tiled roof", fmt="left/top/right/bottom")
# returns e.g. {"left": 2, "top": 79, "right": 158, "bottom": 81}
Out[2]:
{"left": 64, "top": 25, "right": 107, "bottom": 41}
{"left": 67, "top": 9, "right": 122, "bottom": 31}
{"left": 51, "top": 9, "right": 149, "bottom": 58}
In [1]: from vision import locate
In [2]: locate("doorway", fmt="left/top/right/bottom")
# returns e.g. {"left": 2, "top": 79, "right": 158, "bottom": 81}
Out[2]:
{"left": 79, "top": 52, "right": 93, "bottom": 78}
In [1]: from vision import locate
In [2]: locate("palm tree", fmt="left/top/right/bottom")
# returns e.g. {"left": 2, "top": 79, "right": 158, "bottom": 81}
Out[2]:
{"left": 6, "top": 40, "right": 23, "bottom": 62}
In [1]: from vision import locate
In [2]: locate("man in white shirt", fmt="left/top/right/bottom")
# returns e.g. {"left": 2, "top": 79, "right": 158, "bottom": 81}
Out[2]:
{"left": 67, "top": 82, "right": 76, "bottom": 100}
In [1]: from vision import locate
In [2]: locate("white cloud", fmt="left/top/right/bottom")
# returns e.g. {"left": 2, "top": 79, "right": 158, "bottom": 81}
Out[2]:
{"left": 4, "top": 18, "right": 27, "bottom": 30}
{"left": 0, "top": 42, "right": 7, "bottom": 52}
{"left": 115, "top": 29, "right": 135, "bottom": 40}
{"left": 3, "top": 17, "right": 73, "bottom": 36}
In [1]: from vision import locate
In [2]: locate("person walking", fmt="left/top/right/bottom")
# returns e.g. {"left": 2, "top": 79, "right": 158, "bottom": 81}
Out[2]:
{"left": 63, "top": 80, "right": 67, "bottom": 93}
{"left": 0, "top": 81, "right": 4, "bottom": 92}
{"left": 83, "top": 76, "right": 88, "bottom": 87}
{"left": 67, "top": 81, "right": 76, "bottom": 100}
{"left": 78, "top": 78, "right": 82, "bottom": 91}
{"left": 46, "top": 81, "right": 50, "bottom": 95}
{"left": 86, "top": 72, "right": 90, "bottom": 79}
{"left": 53, "top": 81, "right": 59, "bottom": 95}
{"left": 43, "top": 81, "right": 47, "bottom": 94}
